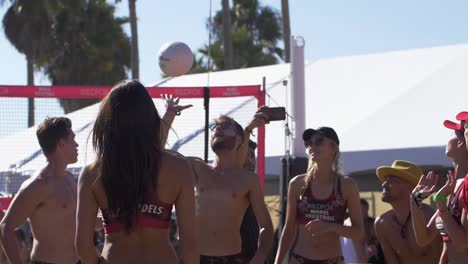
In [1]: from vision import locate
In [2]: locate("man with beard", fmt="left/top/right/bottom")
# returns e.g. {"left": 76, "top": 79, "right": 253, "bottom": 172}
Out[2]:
{"left": 192, "top": 115, "right": 273, "bottom": 263}
{"left": 0, "top": 117, "right": 80, "bottom": 264}
{"left": 374, "top": 160, "right": 442, "bottom": 264}
{"left": 160, "top": 97, "right": 273, "bottom": 264}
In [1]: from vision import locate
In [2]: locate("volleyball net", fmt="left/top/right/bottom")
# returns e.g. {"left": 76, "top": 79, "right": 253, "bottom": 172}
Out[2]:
{"left": 0, "top": 84, "right": 266, "bottom": 208}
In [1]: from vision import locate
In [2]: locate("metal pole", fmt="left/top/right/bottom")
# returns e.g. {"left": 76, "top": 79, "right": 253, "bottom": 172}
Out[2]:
{"left": 204, "top": 87, "right": 210, "bottom": 162}
{"left": 279, "top": 155, "right": 291, "bottom": 237}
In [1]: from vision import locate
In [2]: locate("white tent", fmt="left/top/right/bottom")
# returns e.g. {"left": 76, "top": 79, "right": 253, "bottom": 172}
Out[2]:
{"left": 2, "top": 43, "right": 468, "bottom": 193}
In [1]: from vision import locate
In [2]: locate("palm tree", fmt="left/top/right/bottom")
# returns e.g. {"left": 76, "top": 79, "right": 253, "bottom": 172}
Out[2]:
{"left": 197, "top": 0, "right": 282, "bottom": 71}
{"left": 39, "top": 0, "right": 130, "bottom": 113}
{"left": 221, "top": 0, "right": 233, "bottom": 69}
{"left": 281, "top": 0, "right": 290, "bottom": 62}
{"left": 116, "top": 0, "right": 139, "bottom": 79}
{"left": 2, "top": 0, "right": 57, "bottom": 126}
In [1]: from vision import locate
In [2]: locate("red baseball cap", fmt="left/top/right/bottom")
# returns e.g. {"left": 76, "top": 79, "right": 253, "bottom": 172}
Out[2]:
{"left": 443, "top": 120, "right": 463, "bottom": 131}
{"left": 456, "top": 111, "right": 468, "bottom": 122}
{"left": 444, "top": 111, "right": 467, "bottom": 137}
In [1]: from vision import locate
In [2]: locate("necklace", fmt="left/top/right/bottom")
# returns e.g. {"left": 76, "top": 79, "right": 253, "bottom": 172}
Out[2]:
{"left": 393, "top": 212, "right": 411, "bottom": 239}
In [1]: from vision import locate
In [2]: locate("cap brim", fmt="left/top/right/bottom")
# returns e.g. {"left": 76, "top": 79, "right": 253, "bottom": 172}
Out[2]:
{"left": 456, "top": 111, "right": 468, "bottom": 122}
{"left": 443, "top": 120, "right": 461, "bottom": 131}
{"left": 376, "top": 167, "right": 420, "bottom": 186}
{"left": 302, "top": 129, "right": 317, "bottom": 141}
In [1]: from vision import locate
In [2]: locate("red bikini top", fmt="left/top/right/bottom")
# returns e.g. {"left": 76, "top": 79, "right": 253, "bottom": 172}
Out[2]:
{"left": 100, "top": 197, "right": 173, "bottom": 234}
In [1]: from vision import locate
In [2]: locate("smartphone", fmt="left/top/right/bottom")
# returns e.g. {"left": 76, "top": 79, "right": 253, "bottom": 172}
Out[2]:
{"left": 268, "top": 107, "right": 286, "bottom": 121}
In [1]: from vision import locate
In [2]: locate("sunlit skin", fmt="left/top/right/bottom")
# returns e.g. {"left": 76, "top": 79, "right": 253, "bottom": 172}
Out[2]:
{"left": 275, "top": 131, "right": 364, "bottom": 264}
{"left": 409, "top": 118, "right": 468, "bottom": 264}
{"left": 377, "top": 170, "right": 441, "bottom": 264}
{"left": 0, "top": 127, "right": 80, "bottom": 264}
{"left": 189, "top": 119, "right": 273, "bottom": 263}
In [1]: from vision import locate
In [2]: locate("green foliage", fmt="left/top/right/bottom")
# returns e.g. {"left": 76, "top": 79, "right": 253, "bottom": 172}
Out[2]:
{"left": 3, "top": 0, "right": 131, "bottom": 113}
{"left": 192, "top": 0, "right": 283, "bottom": 73}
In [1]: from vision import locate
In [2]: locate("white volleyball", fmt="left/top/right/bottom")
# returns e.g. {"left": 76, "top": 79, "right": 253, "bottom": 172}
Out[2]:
{"left": 158, "top": 42, "right": 194, "bottom": 77}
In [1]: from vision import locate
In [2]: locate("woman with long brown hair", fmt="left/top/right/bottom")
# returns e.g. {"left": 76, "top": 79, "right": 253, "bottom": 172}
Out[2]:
{"left": 76, "top": 80, "right": 197, "bottom": 264}
{"left": 275, "top": 127, "right": 364, "bottom": 264}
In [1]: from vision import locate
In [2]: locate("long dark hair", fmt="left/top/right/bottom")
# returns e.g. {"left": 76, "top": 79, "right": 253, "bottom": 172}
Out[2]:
{"left": 92, "top": 79, "right": 162, "bottom": 231}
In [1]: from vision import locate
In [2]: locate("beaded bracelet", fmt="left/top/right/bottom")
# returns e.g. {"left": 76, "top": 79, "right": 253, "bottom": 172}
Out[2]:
{"left": 411, "top": 192, "right": 423, "bottom": 207}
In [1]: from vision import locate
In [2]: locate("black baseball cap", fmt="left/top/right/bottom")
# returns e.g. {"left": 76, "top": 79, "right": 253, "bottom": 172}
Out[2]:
{"left": 302, "top": 127, "right": 340, "bottom": 146}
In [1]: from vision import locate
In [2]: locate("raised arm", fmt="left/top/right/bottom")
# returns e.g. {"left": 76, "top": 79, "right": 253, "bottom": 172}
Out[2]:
{"left": 160, "top": 94, "right": 193, "bottom": 148}
{"left": 274, "top": 177, "right": 300, "bottom": 264}
{"left": 75, "top": 165, "right": 101, "bottom": 264}
{"left": 236, "top": 106, "right": 269, "bottom": 168}
{"left": 0, "top": 179, "right": 49, "bottom": 264}
{"left": 434, "top": 171, "right": 468, "bottom": 251}
{"left": 410, "top": 172, "right": 440, "bottom": 246}
{"left": 247, "top": 171, "right": 273, "bottom": 264}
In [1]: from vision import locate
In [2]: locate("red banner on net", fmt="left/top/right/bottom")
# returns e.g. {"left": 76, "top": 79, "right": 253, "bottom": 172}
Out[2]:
{"left": 0, "top": 85, "right": 262, "bottom": 99}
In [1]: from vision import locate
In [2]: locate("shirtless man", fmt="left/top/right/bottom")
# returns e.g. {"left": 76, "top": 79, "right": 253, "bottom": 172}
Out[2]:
{"left": 161, "top": 98, "right": 273, "bottom": 263}
{"left": 374, "top": 160, "right": 442, "bottom": 264}
{"left": 193, "top": 115, "right": 273, "bottom": 263}
{"left": 0, "top": 117, "right": 79, "bottom": 264}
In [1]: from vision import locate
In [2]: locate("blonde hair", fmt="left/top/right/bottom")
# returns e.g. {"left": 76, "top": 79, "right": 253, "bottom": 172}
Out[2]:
{"left": 304, "top": 142, "right": 342, "bottom": 183}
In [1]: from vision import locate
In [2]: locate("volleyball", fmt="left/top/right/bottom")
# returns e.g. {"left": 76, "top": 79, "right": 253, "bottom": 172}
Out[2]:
{"left": 158, "top": 42, "right": 194, "bottom": 77}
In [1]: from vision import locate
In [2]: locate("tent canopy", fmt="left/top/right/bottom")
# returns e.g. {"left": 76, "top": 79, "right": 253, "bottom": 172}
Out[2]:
{"left": 2, "top": 43, "right": 467, "bottom": 192}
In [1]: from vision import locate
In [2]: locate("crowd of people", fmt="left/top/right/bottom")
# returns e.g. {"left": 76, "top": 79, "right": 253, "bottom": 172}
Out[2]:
{"left": 0, "top": 79, "right": 467, "bottom": 264}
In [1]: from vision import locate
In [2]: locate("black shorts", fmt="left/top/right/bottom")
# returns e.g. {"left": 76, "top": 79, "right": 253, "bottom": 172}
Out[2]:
{"left": 30, "top": 260, "right": 81, "bottom": 264}
{"left": 292, "top": 254, "right": 344, "bottom": 264}
{"left": 200, "top": 253, "right": 247, "bottom": 264}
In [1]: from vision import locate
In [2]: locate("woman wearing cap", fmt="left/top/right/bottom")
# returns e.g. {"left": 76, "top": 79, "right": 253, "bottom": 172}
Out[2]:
{"left": 410, "top": 112, "right": 468, "bottom": 263}
{"left": 275, "top": 127, "right": 364, "bottom": 264}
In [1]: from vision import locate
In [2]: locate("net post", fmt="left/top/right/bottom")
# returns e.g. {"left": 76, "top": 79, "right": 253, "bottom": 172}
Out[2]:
{"left": 203, "top": 87, "right": 210, "bottom": 163}
{"left": 257, "top": 79, "right": 266, "bottom": 189}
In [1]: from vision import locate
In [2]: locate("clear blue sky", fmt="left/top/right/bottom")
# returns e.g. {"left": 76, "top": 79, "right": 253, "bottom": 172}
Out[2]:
{"left": 1, "top": 0, "right": 468, "bottom": 135}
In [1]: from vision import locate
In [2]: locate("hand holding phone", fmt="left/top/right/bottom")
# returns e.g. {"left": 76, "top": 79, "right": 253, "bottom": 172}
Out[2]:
{"left": 268, "top": 107, "right": 286, "bottom": 121}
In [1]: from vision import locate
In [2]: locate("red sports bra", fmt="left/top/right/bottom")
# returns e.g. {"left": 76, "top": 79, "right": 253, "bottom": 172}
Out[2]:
{"left": 296, "top": 177, "right": 347, "bottom": 225}
{"left": 100, "top": 198, "right": 173, "bottom": 234}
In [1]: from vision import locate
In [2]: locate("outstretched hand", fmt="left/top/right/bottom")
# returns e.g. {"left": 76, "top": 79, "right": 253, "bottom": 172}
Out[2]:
{"left": 162, "top": 94, "right": 193, "bottom": 114}
{"left": 246, "top": 106, "right": 269, "bottom": 132}
{"left": 412, "top": 171, "right": 439, "bottom": 200}
{"left": 436, "top": 170, "right": 456, "bottom": 198}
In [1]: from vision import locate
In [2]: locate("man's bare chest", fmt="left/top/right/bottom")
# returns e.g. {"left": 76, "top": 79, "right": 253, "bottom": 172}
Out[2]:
{"left": 195, "top": 169, "right": 249, "bottom": 206}
{"left": 40, "top": 181, "right": 77, "bottom": 213}
{"left": 386, "top": 224, "right": 426, "bottom": 257}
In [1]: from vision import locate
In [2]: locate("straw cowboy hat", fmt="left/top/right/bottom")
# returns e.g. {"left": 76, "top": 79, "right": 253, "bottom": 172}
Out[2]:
{"left": 376, "top": 160, "right": 422, "bottom": 186}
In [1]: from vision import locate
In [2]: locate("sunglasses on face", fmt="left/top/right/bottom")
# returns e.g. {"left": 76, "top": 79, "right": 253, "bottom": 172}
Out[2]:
{"left": 304, "top": 136, "right": 325, "bottom": 148}
{"left": 209, "top": 122, "right": 232, "bottom": 132}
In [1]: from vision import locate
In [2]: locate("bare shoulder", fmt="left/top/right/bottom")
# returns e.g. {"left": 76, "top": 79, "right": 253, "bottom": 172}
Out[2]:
{"left": 161, "top": 150, "right": 193, "bottom": 180}
{"left": 15, "top": 173, "right": 52, "bottom": 201}
{"left": 340, "top": 175, "right": 359, "bottom": 197}
{"left": 241, "top": 169, "right": 259, "bottom": 184}
{"left": 374, "top": 210, "right": 392, "bottom": 232}
{"left": 78, "top": 163, "right": 99, "bottom": 187}
{"left": 166, "top": 150, "right": 208, "bottom": 172}
{"left": 288, "top": 174, "right": 307, "bottom": 192}
{"left": 340, "top": 175, "right": 358, "bottom": 188}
